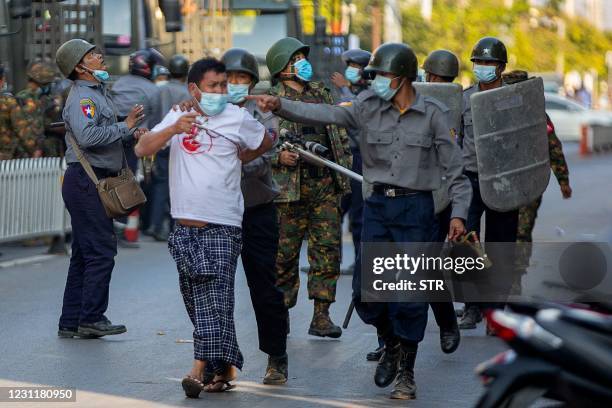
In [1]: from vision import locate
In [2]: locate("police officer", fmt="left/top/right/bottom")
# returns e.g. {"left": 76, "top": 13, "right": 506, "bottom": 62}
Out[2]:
{"left": 13, "top": 61, "right": 58, "bottom": 158}
{"left": 458, "top": 37, "right": 517, "bottom": 330}
{"left": 0, "top": 65, "right": 21, "bottom": 160}
{"left": 332, "top": 48, "right": 371, "bottom": 276}
{"left": 222, "top": 47, "right": 290, "bottom": 385}
{"left": 111, "top": 48, "right": 164, "bottom": 247}
{"left": 421, "top": 49, "right": 461, "bottom": 352}
{"left": 249, "top": 42, "right": 471, "bottom": 400}
{"left": 153, "top": 65, "right": 170, "bottom": 86}
{"left": 266, "top": 37, "right": 352, "bottom": 338}
{"left": 145, "top": 55, "right": 191, "bottom": 241}
{"left": 55, "top": 39, "right": 144, "bottom": 338}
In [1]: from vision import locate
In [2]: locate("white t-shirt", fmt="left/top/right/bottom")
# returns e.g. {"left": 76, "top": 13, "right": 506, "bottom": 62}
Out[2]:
{"left": 151, "top": 104, "right": 265, "bottom": 227}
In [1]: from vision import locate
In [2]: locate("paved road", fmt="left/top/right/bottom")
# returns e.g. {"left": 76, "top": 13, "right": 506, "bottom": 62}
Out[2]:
{"left": 0, "top": 143, "right": 609, "bottom": 408}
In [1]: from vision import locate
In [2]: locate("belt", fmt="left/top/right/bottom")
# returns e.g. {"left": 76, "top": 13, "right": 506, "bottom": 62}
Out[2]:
{"left": 372, "top": 184, "right": 421, "bottom": 198}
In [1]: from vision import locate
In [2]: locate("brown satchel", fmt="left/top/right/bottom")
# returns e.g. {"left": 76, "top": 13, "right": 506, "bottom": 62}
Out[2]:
{"left": 67, "top": 133, "right": 147, "bottom": 219}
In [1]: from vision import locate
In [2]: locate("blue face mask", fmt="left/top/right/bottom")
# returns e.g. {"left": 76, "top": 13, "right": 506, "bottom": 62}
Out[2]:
{"left": 227, "top": 83, "right": 250, "bottom": 104}
{"left": 371, "top": 74, "right": 402, "bottom": 101}
{"left": 82, "top": 65, "right": 110, "bottom": 82}
{"left": 345, "top": 66, "right": 361, "bottom": 84}
{"left": 198, "top": 91, "right": 228, "bottom": 116}
{"left": 293, "top": 58, "right": 313, "bottom": 82}
{"left": 473, "top": 64, "right": 498, "bottom": 84}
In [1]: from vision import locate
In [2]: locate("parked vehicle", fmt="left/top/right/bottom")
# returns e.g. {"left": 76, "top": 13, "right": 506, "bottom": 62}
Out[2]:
{"left": 545, "top": 93, "right": 612, "bottom": 142}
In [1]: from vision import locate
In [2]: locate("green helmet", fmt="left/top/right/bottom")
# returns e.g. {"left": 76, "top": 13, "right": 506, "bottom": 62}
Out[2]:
{"left": 168, "top": 54, "right": 189, "bottom": 76}
{"left": 27, "top": 60, "right": 56, "bottom": 85}
{"left": 423, "top": 49, "right": 459, "bottom": 78}
{"left": 222, "top": 48, "right": 259, "bottom": 84}
{"left": 365, "top": 43, "right": 418, "bottom": 80}
{"left": 56, "top": 39, "right": 96, "bottom": 77}
{"left": 470, "top": 37, "right": 507, "bottom": 63}
{"left": 266, "top": 37, "right": 310, "bottom": 78}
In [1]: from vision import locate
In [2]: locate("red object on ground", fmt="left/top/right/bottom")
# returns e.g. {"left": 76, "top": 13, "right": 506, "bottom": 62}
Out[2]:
{"left": 124, "top": 209, "right": 140, "bottom": 242}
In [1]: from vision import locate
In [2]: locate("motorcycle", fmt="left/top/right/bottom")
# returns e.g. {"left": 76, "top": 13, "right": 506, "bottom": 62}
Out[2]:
{"left": 475, "top": 302, "right": 612, "bottom": 408}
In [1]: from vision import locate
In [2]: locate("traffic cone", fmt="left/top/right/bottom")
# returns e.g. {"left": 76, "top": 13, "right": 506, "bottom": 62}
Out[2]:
{"left": 124, "top": 209, "right": 140, "bottom": 242}
{"left": 579, "top": 124, "right": 590, "bottom": 157}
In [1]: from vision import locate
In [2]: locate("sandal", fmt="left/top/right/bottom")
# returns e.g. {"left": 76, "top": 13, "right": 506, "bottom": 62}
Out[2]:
{"left": 205, "top": 380, "right": 236, "bottom": 393}
{"left": 181, "top": 375, "right": 205, "bottom": 398}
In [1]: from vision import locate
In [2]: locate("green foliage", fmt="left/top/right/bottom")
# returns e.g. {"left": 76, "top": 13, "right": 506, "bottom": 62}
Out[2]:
{"left": 349, "top": 0, "right": 612, "bottom": 79}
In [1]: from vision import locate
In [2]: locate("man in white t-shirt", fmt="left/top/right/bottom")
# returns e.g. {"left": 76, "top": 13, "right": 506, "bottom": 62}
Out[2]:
{"left": 135, "top": 58, "right": 272, "bottom": 397}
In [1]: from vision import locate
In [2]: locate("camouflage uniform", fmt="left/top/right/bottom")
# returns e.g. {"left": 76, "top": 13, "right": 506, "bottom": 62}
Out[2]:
{"left": 517, "top": 116, "right": 569, "bottom": 243}
{"left": 269, "top": 81, "right": 352, "bottom": 308}
{"left": 13, "top": 62, "right": 63, "bottom": 157}
{"left": 0, "top": 92, "right": 21, "bottom": 160}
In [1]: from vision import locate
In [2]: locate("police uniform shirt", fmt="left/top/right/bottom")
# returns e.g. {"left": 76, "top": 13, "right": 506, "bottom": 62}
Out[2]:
{"left": 159, "top": 79, "right": 191, "bottom": 116}
{"left": 460, "top": 84, "right": 479, "bottom": 173}
{"left": 276, "top": 88, "right": 471, "bottom": 220}
{"left": 111, "top": 74, "right": 162, "bottom": 129}
{"left": 63, "top": 80, "right": 132, "bottom": 172}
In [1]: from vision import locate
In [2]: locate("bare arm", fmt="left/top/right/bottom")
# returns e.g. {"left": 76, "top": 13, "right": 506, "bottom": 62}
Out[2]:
{"left": 135, "top": 112, "right": 198, "bottom": 157}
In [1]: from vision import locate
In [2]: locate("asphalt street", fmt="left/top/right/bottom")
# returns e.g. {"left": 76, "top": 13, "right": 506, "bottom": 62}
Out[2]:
{"left": 0, "top": 143, "right": 610, "bottom": 408}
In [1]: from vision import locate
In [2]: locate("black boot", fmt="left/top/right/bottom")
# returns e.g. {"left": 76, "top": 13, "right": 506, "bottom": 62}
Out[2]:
{"left": 78, "top": 318, "right": 126, "bottom": 336}
{"left": 263, "top": 353, "right": 288, "bottom": 385}
{"left": 440, "top": 319, "right": 460, "bottom": 354}
{"left": 366, "top": 345, "right": 385, "bottom": 361}
{"left": 374, "top": 339, "right": 400, "bottom": 388}
{"left": 390, "top": 345, "right": 417, "bottom": 400}
{"left": 458, "top": 305, "right": 482, "bottom": 330}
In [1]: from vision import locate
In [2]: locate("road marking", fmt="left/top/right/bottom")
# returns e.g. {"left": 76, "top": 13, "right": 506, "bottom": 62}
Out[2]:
{"left": 0, "top": 254, "right": 57, "bottom": 269}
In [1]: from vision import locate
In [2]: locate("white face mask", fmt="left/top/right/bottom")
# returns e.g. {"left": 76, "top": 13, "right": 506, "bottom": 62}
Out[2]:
{"left": 156, "top": 80, "right": 169, "bottom": 87}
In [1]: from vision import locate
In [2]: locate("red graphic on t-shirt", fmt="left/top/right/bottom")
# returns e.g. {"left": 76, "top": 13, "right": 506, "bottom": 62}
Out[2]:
{"left": 179, "top": 125, "right": 213, "bottom": 154}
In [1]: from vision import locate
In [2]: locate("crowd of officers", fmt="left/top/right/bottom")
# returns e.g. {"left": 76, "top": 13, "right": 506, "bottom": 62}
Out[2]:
{"left": 7, "top": 31, "right": 570, "bottom": 402}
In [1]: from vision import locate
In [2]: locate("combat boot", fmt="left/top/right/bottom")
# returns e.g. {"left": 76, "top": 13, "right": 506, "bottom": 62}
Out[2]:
{"left": 308, "top": 300, "right": 342, "bottom": 338}
{"left": 374, "top": 338, "right": 400, "bottom": 387}
{"left": 389, "top": 346, "right": 417, "bottom": 400}
{"left": 263, "top": 353, "right": 288, "bottom": 385}
{"left": 458, "top": 305, "right": 482, "bottom": 329}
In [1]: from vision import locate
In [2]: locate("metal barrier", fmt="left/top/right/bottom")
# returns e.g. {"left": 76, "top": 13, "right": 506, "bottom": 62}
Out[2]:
{"left": 0, "top": 158, "right": 70, "bottom": 243}
{"left": 580, "top": 124, "right": 612, "bottom": 156}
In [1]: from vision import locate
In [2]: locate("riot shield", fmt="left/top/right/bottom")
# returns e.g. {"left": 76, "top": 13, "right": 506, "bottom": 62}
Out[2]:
{"left": 414, "top": 82, "right": 463, "bottom": 214}
{"left": 470, "top": 77, "right": 550, "bottom": 212}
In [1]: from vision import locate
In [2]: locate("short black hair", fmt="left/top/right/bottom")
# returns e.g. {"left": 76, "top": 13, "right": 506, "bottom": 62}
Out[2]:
{"left": 187, "top": 58, "right": 225, "bottom": 85}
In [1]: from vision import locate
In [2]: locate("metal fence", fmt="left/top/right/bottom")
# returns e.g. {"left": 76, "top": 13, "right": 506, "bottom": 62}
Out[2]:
{"left": 0, "top": 158, "right": 70, "bottom": 243}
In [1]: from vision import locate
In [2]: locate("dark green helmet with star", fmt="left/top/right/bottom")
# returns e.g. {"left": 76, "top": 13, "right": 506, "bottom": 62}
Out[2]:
{"left": 470, "top": 37, "right": 507, "bottom": 63}
{"left": 423, "top": 49, "right": 459, "bottom": 78}
{"left": 222, "top": 48, "right": 259, "bottom": 84}
{"left": 266, "top": 37, "right": 310, "bottom": 78}
{"left": 365, "top": 43, "right": 418, "bottom": 80}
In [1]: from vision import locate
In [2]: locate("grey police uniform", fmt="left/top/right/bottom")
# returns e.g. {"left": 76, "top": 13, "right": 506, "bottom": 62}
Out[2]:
{"left": 64, "top": 80, "right": 132, "bottom": 171}
{"left": 278, "top": 88, "right": 471, "bottom": 219}
{"left": 111, "top": 74, "right": 162, "bottom": 129}
{"left": 240, "top": 99, "right": 288, "bottom": 356}
{"left": 275, "top": 87, "right": 471, "bottom": 343}
{"left": 158, "top": 79, "right": 191, "bottom": 116}
{"left": 59, "top": 79, "right": 131, "bottom": 330}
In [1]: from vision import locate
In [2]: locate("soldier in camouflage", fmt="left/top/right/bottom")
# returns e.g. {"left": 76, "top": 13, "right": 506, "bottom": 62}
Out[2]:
{"left": 503, "top": 71, "right": 572, "bottom": 278}
{"left": 0, "top": 65, "right": 22, "bottom": 160}
{"left": 266, "top": 37, "right": 352, "bottom": 338}
{"left": 13, "top": 60, "right": 63, "bottom": 158}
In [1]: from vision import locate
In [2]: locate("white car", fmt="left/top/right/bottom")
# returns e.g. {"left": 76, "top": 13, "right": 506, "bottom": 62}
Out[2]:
{"left": 545, "top": 93, "right": 612, "bottom": 141}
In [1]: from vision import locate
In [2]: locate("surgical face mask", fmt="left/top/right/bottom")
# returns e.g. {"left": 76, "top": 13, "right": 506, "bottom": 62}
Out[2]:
{"left": 227, "top": 83, "right": 250, "bottom": 104}
{"left": 156, "top": 80, "right": 168, "bottom": 87}
{"left": 198, "top": 91, "right": 228, "bottom": 116}
{"left": 473, "top": 64, "right": 498, "bottom": 84}
{"left": 293, "top": 58, "right": 313, "bottom": 82}
{"left": 345, "top": 66, "right": 361, "bottom": 84}
{"left": 81, "top": 65, "right": 110, "bottom": 82}
{"left": 371, "top": 74, "right": 402, "bottom": 101}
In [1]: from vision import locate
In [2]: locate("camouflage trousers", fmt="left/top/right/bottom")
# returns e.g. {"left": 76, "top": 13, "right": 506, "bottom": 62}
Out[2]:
{"left": 275, "top": 173, "right": 341, "bottom": 309}
{"left": 515, "top": 196, "right": 543, "bottom": 271}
